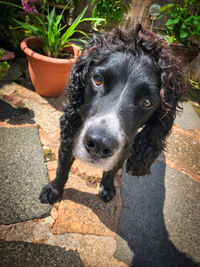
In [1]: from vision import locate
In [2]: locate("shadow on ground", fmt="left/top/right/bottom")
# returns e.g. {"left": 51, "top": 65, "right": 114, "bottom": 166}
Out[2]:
{"left": 44, "top": 94, "right": 66, "bottom": 112}
{"left": 0, "top": 99, "right": 35, "bottom": 125}
{"left": 0, "top": 240, "right": 83, "bottom": 267}
{"left": 62, "top": 157, "right": 198, "bottom": 267}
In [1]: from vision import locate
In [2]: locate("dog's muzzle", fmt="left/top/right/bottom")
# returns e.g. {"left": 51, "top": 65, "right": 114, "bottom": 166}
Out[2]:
{"left": 83, "top": 127, "right": 119, "bottom": 159}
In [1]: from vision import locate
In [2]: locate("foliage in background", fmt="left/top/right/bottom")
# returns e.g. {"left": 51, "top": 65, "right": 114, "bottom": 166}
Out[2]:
{"left": 189, "top": 79, "right": 200, "bottom": 90}
{"left": 91, "top": 0, "right": 131, "bottom": 30}
{"left": 0, "top": 49, "right": 10, "bottom": 78}
{"left": 160, "top": 0, "right": 200, "bottom": 46}
{"left": 0, "top": 1, "right": 103, "bottom": 58}
{"left": 0, "top": 0, "right": 26, "bottom": 51}
{"left": 48, "top": 0, "right": 69, "bottom": 4}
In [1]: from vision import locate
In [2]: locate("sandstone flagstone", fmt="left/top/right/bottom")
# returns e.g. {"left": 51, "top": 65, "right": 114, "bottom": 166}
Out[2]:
{"left": 0, "top": 82, "right": 63, "bottom": 133}
{"left": 165, "top": 131, "right": 200, "bottom": 181}
{"left": 51, "top": 172, "right": 119, "bottom": 237}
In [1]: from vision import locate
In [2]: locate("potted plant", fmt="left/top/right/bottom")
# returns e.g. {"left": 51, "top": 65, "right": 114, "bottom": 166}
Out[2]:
{"left": 0, "top": 0, "right": 103, "bottom": 97}
{"left": 160, "top": 0, "right": 200, "bottom": 65}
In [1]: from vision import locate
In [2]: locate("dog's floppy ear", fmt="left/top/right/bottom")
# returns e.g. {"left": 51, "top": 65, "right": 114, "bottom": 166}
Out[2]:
{"left": 60, "top": 52, "right": 90, "bottom": 142}
{"left": 64, "top": 33, "right": 106, "bottom": 112}
{"left": 126, "top": 109, "right": 175, "bottom": 176}
{"left": 126, "top": 25, "right": 186, "bottom": 177}
{"left": 60, "top": 32, "right": 109, "bottom": 143}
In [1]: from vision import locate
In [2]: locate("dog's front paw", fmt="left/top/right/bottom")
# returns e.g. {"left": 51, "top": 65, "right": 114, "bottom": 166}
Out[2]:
{"left": 39, "top": 183, "right": 62, "bottom": 204}
{"left": 99, "top": 185, "right": 116, "bottom": 202}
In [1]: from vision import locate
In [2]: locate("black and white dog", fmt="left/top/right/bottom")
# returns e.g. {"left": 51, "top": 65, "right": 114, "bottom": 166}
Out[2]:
{"left": 40, "top": 25, "right": 185, "bottom": 204}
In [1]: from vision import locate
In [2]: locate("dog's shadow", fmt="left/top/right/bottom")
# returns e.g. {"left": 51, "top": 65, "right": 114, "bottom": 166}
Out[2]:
{"left": 62, "top": 157, "right": 197, "bottom": 266}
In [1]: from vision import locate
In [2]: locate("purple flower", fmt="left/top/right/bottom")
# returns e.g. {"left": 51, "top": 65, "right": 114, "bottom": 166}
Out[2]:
{"left": 31, "top": 5, "right": 38, "bottom": 14}
{"left": 21, "top": 0, "right": 38, "bottom": 14}
{"left": 21, "top": 0, "right": 29, "bottom": 11}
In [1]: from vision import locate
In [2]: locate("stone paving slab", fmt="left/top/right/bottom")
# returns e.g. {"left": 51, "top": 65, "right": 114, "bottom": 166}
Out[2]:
{"left": 51, "top": 168, "right": 120, "bottom": 237}
{"left": 0, "top": 219, "right": 127, "bottom": 267}
{"left": 115, "top": 162, "right": 200, "bottom": 266}
{"left": 0, "top": 240, "right": 83, "bottom": 267}
{"left": 175, "top": 102, "right": 200, "bottom": 129}
{"left": 0, "top": 82, "right": 63, "bottom": 133}
{"left": 0, "top": 100, "right": 33, "bottom": 123}
{"left": 0, "top": 127, "right": 51, "bottom": 224}
{"left": 165, "top": 130, "right": 200, "bottom": 181}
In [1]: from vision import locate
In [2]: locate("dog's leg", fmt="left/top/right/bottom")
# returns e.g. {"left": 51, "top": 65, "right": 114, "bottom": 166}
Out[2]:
{"left": 99, "top": 161, "right": 123, "bottom": 202}
{"left": 99, "top": 170, "right": 116, "bottom": 202}
{"left": 40, "top": 141, "right": 74, "bottom": 204}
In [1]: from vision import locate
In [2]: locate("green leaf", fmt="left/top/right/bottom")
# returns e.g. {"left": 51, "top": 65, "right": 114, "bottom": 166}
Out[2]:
{"left": 60, "top": 6, "right": 88, "bottom": 45}
{"left": 157, "top": 14, "right": 164, "bottom": 20}
{"left": 185, "top": 16, "right": 194, "bottom": 23}
{"left": 180, "top": 29, "right": 189, "bottom": 39}
{"left": 54, "top": 14, "right": 63, "bottom": 28}
{"left": 189, "top": 79, "right": 200, "bottom": 90}
{"left": 168, "top": 36, "right": 175, "bottom": 43}
{"left": 81, "top": 18, "right": 105, "bottom": 23}
{"left": 193, "top": 16, "right": 200, "bottom": 25}
{"left": 48, "top": 8, "right": 56, "bottom": 46}
{"left": 160, "top": 3, "right": 174, "bottom": 12}
{"left": 67, "top": 38, "right": 88, "bottom": 45}
{"left": 32, "top": 13, "right": 47, "bottom": 33}
{"left": 60, "top": 0, "right": 72, "bottom": 16}
{"left": 74, "top": 30, "right": 89, "bottom": 39}
{"left": 165, "top": 18, "right": 179, "bottom": 26}
{"left": 181, "top": 23, "right": 186, "bottom": 29}
{"left": 0, "top": 1, "right": 23, "bottom": 9}
{"left": 12, "top": 18, "right": 43, "bottom": 36}
{"left": 55, "top": 24, "right": 68, "bottom": 36}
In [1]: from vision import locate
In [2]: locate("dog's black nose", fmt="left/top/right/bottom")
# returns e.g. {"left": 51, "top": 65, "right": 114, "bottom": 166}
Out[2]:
{"left": 84, "top": 128, "right": 119, "bottom": 158}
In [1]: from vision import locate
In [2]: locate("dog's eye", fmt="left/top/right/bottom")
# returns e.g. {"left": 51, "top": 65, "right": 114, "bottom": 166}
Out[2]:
{"left": 93, "top": 76, "right": 103, "bottom": 86}
{"left": 141, "top": 98, "right": 152, "bottom": 107}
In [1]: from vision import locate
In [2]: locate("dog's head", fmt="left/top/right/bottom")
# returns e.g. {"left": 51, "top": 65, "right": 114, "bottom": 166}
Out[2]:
{"left": 65, "top": 25, "right": 185, "bottom": 173}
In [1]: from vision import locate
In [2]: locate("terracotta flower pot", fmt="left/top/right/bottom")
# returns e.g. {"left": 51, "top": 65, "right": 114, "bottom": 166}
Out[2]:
{"left": 21, "top": 36, "right": 81, "bottom": 97}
